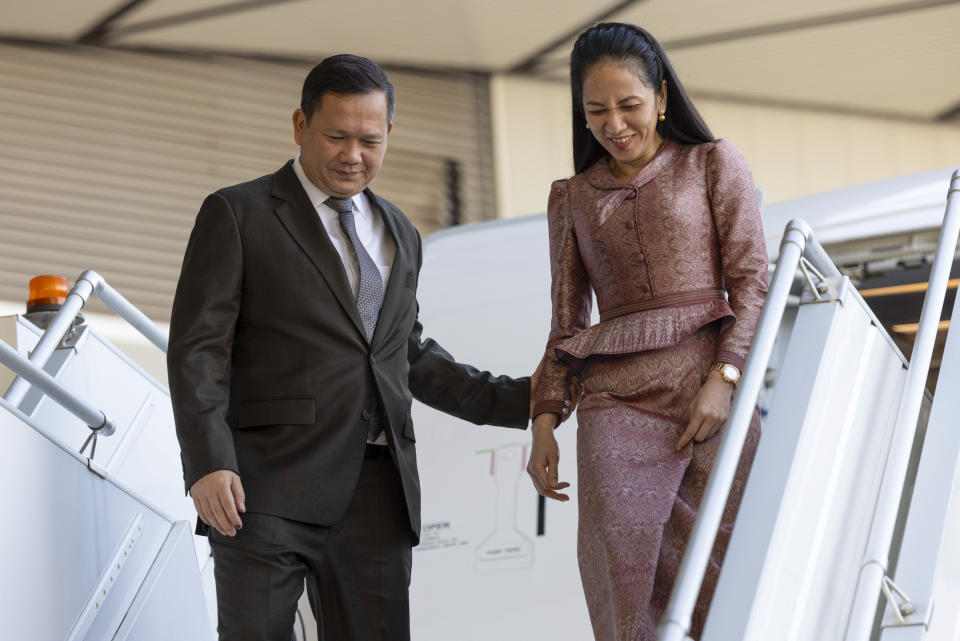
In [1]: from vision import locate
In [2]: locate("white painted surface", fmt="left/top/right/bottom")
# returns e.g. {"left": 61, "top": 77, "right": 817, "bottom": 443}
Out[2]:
{"left": 704, "top": 285, "right": 908, "bottom": 640}
{"left": 113, "top": 522, "right": 214, "bottom": 641}
{"left": 0, "top": 399, "right": 176, "bottom": 641}
{"left": 2, "top": 317, "right": 210, "bottom": 569}
{"left": 410, "top": 215, "right": 594, "bottom": 640}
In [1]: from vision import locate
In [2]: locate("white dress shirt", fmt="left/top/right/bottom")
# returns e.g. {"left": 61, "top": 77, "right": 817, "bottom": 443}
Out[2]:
{"left": 292, "top": 157, "right": 396, "bottom": 296}
{"left": 292, "top": 157, "right": 396, "bottom": 444}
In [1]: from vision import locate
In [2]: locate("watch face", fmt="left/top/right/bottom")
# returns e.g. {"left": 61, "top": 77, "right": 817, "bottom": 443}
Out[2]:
{"left": 722, "top": 364, "right": 739, "bottom": 381}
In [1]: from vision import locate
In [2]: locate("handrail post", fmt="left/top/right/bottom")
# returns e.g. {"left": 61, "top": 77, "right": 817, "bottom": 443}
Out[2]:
{"left": 844, "top": 169, "right": 960, "bottom": 639}
{"left": 3, "top": 270, "right": 167, "bottom": 407}
{"left": 4, "top": 277, "right": 95, "bottom": 406}
{"left": 658, "top": 219, "right": 815, "bottom": 641}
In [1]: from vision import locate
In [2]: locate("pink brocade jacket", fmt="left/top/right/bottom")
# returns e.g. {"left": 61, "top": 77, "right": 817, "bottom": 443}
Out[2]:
{"left": 532, "top": 138, "right": 769, "bottom": 420}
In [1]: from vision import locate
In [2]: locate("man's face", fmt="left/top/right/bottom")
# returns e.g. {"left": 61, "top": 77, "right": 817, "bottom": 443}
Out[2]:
{"left": 293, "top": 90, "right": 392, "bottom": 198}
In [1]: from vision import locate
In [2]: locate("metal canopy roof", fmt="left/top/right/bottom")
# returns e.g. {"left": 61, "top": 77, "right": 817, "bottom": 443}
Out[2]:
{"left": 3, "top": 0, "right": 960, "bottom": 122}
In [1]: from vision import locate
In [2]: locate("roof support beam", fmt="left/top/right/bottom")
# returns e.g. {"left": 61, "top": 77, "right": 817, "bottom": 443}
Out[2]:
{"left": 76, "top": 0, "right": 152, "bottom": 44}
{"left": 88, "top": 0, "right": 308, "bottom": 42}
{"left": 661, "top": 0, "right": 960, "bottom": 51}
{"left": 527, "top": 0, "right": 960, "bottom": 75}
{"left": 510, "top": 0, "right": 645, "bottom": 74}
{"left": 936, "top": 101, "right": 960, "bottom": 122}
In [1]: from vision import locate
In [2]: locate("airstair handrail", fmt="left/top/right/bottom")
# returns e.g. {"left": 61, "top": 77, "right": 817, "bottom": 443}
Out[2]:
{"left": 844, "top": 168, "right": 960, "bottom": 638}
{"left": 0, "top": 338, "right": 116, "bottom": 437}
{"left": 658, "top": 170, "right": 960, "bottom": 641}
{"left": 657, "top": 218, "right": 836, "bottom": 641}
{"left": 4, "top": 269, "right": 168, "bottom": 406}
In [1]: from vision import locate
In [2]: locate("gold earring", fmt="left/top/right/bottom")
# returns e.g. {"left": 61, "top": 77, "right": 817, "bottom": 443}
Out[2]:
{"left": 658, "top": 111, "right": 666, "bottom": 122}
{"left": 585, "top": 123, "right": 590, "bottom": 129}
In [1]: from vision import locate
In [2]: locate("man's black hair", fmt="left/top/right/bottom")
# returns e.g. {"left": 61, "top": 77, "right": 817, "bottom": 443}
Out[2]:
{"left": 301, "top": 54, "right": 396, "bottom": 123}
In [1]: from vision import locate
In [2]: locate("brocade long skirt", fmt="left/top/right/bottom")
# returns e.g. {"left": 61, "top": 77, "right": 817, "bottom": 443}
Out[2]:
{"left": 574, "top": 323, "right": 761, "bottom": 641}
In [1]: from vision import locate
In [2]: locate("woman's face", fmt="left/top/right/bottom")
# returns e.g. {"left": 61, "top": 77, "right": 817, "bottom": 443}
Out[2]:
{"left": 581, "top": 60, "right": 666, "bottom": 178}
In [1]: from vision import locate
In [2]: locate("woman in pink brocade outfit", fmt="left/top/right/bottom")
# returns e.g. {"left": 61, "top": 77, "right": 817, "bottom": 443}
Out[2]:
{"left": 526, "top": 23, "right": 768, "bottom": 641}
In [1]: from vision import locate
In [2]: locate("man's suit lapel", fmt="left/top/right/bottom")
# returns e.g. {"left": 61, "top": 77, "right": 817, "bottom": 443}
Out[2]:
{"left": 271, "top": 162, "right": 367, "bottom": 339}
{"left": 368, "top": 189, "right": 410, "bottom": 349}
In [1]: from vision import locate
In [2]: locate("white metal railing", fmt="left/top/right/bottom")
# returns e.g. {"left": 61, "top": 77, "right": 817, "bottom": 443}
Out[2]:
{"left": 658, "top": 169, "right": 960, "bottom": 641}
{"left": 657, "top": 218, "right": 837, "bottom": 641}
{"left": 4, "top": 269, "right": 168, "bottom": 407}
{"left": 1, "top": 270, "right": 168, "bottom": 474}
{"left": 845, "top": 168, "right": 960, "bottom": 638}
{"left": 0, "top": 337, "right": 116, "bottom": 437}
{"left": 878, "top": 173, "right": 960, "bottom": 637}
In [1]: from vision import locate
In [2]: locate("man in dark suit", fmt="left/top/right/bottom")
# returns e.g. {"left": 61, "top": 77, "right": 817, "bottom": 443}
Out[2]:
{"left": 167, "top": 54, "right": 531, "bottom": 641}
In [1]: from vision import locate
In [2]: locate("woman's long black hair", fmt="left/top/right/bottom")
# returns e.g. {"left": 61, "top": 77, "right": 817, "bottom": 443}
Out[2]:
{"left": 571, "top": 23, "right": 715, "bottom": 174}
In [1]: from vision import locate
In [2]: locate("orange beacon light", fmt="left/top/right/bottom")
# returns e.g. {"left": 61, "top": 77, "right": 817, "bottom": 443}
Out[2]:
{"left": 27, "top": 275, "right": 69, "bottom": 312}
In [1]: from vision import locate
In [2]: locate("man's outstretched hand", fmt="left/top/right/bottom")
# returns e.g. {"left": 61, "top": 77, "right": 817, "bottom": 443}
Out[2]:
{"left": 190, "top": 470, "right": 246, "bottom": 536}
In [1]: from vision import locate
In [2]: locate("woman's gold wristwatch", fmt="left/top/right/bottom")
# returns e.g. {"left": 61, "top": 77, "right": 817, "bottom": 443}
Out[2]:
{"left": 711, "top": 362, "right": 741, "bottom": 386}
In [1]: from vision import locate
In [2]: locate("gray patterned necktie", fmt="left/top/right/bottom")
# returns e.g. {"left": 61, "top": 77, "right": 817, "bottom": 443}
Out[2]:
{"left": 325, "top": 196, "right": 384, "bottom": 342}
{"left": 326, "top": 196, "right": 385, "bottom": 442}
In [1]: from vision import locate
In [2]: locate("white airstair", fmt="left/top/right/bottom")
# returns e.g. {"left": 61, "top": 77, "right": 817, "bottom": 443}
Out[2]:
{"left": 0, "top": 272, "right": 215, "bottom": 641}
{"left": 665, "top": 211, "right": 943, "bottom": 637}
{"left": 1, "top": 170, "right": 958, "bottom": 641}
{"left": 663, "top": 170, "right": 960, "bottom": 641}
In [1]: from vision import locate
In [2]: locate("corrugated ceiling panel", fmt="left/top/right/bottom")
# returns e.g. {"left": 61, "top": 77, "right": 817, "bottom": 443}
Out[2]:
{"left": 0, "top": 43, "right": 495, "bottom": 322}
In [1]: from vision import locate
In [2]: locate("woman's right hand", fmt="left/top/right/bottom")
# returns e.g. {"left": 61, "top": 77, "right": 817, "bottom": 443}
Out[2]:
{"left": 526, "top": 414, "right": 570, "bottom": 501}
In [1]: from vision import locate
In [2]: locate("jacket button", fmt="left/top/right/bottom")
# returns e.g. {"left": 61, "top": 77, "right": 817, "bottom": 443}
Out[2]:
{"left": 361, "top": 409, "right": 371, "bottom": 421}
{"left": 370, "top": 355, "right": 377, "bottom": 364}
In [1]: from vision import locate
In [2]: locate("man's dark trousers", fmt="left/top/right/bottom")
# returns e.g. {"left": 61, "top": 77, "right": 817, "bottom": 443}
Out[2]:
{"left": 210, "top": 452, "right": 411, "bottom": 641}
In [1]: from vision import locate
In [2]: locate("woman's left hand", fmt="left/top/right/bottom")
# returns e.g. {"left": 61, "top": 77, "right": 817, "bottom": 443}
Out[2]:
{"left": 676, "top": 371, "right": 735, "bottom": 451}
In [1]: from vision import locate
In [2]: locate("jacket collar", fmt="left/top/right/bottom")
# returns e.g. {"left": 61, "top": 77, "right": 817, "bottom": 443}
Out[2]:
{"left": 270, "top": 160, "right": 411, "bottom": 349}
{"left": 271, "top": 161, "right": 367, "bottom": 340}
{"left": 584, "top": 139, "right": 680, "bottom": 228}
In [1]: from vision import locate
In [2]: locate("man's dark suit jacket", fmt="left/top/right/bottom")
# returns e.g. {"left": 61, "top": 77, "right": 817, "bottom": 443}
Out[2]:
{"left": 167, "top": 161, "right": 530, "bottom": 542}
